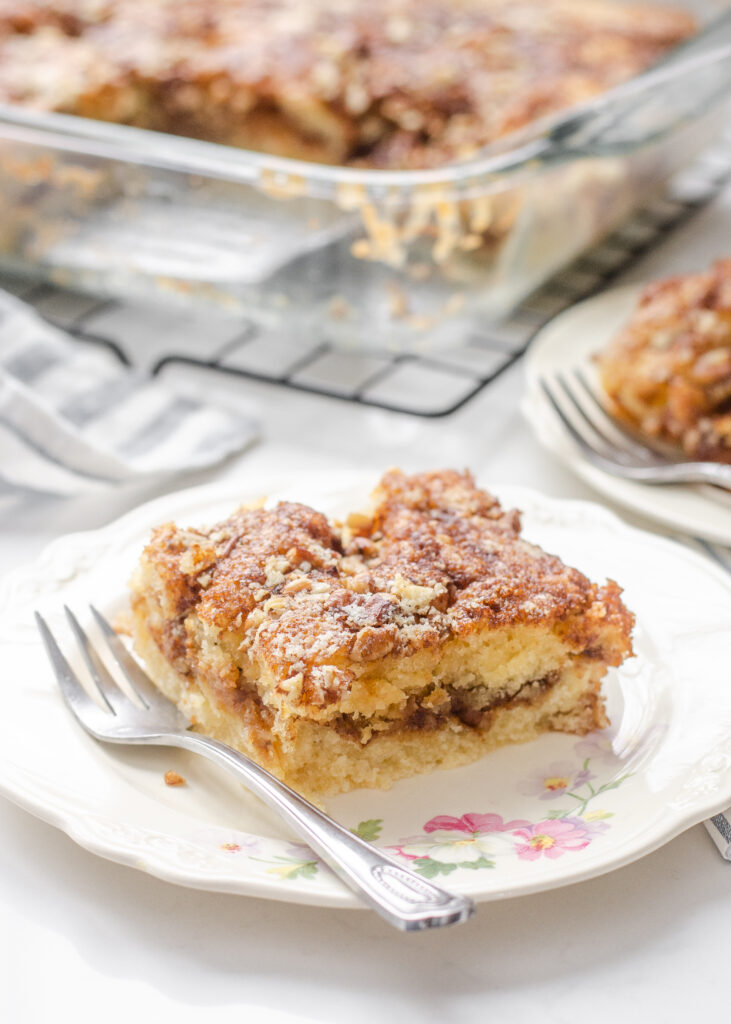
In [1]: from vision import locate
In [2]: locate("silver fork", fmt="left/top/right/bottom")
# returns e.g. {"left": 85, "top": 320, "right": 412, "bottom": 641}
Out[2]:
{"left": 34, "top": 605, "right": 475, "bottom": 931}
{"left": 538, "top": 368, "right": 731, "bottom": 491}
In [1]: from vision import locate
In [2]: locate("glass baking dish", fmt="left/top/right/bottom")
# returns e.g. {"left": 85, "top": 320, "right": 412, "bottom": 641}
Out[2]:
{"left": 0, "top": 0, "right": 729, "bottom": 351}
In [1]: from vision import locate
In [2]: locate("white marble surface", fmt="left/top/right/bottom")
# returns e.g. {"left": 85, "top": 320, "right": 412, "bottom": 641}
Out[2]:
{"left": 1, "top": 189, "right": 730, "bottom": 1024}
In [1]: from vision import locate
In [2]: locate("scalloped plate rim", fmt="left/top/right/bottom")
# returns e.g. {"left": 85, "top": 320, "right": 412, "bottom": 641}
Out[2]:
{"left": 1, "top": 471, "right": 730, "bottom": 908}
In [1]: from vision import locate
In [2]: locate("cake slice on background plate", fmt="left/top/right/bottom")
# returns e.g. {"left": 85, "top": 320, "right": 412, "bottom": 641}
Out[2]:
{"left": 597, "top": 258, "right": 731, "bottom": 465}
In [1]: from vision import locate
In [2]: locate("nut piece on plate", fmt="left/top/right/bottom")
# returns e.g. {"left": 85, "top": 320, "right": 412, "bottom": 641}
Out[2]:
{"left": 597, "top": 259, "right": 731, "bottom": 464}
{"left": 129, "top": 469, "right": 634, "bottom": 798}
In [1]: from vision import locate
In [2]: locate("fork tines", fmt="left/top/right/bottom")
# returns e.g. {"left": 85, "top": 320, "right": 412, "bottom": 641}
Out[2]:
{"left": 34, "top": 606, "right": 187, "bottom": 740}
{"left": 537, "top": 365, "right": 731, "bottom": 490}
{"left": 540, "top": 369, "right": 663, "bottom": 465}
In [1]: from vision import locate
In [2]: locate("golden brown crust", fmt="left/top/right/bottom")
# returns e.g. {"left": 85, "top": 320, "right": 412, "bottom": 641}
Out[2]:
{"left": 0, "top": 0, "right": 694, "bottom": 169}
{"left": 130, "top": 469, "right": 634, "bottom": 794}
{"left": 138, "top": 469, "right": 633, "bottom": 713}
{"left": 598, "top": 259, "right": 731, "bottom": 464}
{"left": 130, "top": 604, "right": 616, "bottom": 796}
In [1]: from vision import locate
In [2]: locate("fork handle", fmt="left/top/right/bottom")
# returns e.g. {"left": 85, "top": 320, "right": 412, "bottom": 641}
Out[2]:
{"left": 619, "top": 460, "right": 731, "bottom": 490}
{"left": 655, "top": 461, "right": 731, "bottom": 491}
{"left": 158, "top": 730, "right": 475, "bottom": 931}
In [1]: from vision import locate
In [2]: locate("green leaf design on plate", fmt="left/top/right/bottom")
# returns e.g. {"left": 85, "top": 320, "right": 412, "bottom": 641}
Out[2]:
{"left": 351, "top": 819, "right": 383, "bottom": 841}
{"left": 413, "top": 855, "right": 495, "bottom": 877}
{"left": 460, "top": 856, "right": 495, "bottom": 871}
{"left": 412, "top": 859, "right": 459, "bottom": 878}
{"left": 598, "top": 775, "right": 632, "bottom": 793}
{"left": 257, "top": 854, "right": 320, "bottom": 880}
{"left": 287, "top": 860, "right": 319, "bottom": 880}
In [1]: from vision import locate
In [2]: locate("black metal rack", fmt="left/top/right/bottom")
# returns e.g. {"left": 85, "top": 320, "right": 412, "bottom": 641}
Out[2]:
{"left": 5, "top": 135, "right": 731, "bottom": 418}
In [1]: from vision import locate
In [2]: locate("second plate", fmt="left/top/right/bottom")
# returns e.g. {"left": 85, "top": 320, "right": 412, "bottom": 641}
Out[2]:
{"left": 523, "top": 284, "right": 731, "bottom": 547}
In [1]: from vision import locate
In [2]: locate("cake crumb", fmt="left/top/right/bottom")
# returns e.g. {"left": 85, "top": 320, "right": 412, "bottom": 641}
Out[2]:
{"left": 112, "top": 609, "right": 134, "bottom": 636}
{"left": 164, "top": 770, "right": 186, "bottom": 786}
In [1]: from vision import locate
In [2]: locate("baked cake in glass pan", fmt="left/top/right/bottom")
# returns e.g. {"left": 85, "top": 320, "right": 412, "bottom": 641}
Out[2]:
{"left": 0, "top": 0, "right": 694, "bottom": 169}
{"left": 129, "top": 470, "right": 634, "bottom": 796}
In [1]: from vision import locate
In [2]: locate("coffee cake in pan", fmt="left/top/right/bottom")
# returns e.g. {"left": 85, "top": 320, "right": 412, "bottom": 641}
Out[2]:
{"left": 0, "top": 0, "right": 694, "bottom": 169}
{"left": 129, "top": 470, "right": 633, "bottom": 797}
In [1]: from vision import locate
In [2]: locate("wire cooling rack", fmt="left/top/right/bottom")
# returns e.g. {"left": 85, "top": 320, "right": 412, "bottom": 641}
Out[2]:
{"left": 3, "top": 135, "right": 730, "bottom": 419}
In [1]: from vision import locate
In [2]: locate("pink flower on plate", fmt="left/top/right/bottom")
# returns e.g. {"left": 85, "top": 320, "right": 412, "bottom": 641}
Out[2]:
{"left": 518, "top": 760, "right": 595, "bottom": 800}
{"left": 513, "top": 818, "right": 592, "bottom": 861}
{"left": 395, "top": 813, "right": 533, "bottom": 867}
{"left": 214, "top": 832, "right": 261, "bottom": 855}
{"left": 423, "top": 812, "right": 531, "bottom": 835}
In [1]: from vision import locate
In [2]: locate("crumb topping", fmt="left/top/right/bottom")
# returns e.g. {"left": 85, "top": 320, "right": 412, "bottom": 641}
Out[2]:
{"left": 598, "top": 259, "right": 731, "bottom": 463}
{"left": 140, "top": 469, "right": 633, "bottom": 707}
{"left": 0, "top": 0, "right": 694, "bottom": 169}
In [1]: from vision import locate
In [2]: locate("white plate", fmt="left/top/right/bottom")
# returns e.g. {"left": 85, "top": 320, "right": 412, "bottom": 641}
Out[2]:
{"left": 1, "top": 471, "right": 730, "bottom": 908}
{"left": 522, "top": 284, "right": 731, "bottom": 547}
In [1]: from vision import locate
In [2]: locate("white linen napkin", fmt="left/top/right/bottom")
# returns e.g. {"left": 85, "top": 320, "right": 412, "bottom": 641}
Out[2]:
{"left": 0, "top": 289, "right": 258, "bottom": 495}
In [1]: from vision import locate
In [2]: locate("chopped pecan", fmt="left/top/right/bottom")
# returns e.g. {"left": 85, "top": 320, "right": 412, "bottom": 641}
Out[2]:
{"left": 351, "top": 624, "right": 397, "bottom": 662}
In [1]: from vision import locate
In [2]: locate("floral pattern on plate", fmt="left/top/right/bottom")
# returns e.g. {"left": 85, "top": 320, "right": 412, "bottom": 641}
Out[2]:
{"left": 391, "top": 741, "right": 631, "bottom": 877}
{"left": 4, "top": 473, "right": 730, "bottom": 906}
{"left": 215, "top": 739, "right": 632, "bottom": 881}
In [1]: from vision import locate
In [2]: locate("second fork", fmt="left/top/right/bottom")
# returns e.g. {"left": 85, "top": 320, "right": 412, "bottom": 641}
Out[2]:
{"left": 538, "top": 368, "right": 731, "bottom": 491}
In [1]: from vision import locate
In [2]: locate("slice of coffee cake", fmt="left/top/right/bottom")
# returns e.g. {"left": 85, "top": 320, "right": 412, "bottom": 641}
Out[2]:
{"left": 129, "top": 470, "right": 633, "bottom": 796}
{"left": 597, "top": 259, "right": 731, "bottom": 464}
